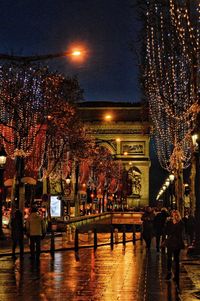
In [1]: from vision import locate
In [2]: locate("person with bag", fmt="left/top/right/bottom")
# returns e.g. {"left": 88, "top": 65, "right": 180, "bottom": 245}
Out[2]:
{"left": 164, "top": 210, "right": 185, "bottom": 284}
{"left": 25, "top": 206, "right": 46, "bottom": 261}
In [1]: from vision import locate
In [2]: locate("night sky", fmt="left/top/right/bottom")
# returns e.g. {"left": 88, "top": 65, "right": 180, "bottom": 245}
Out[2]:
{"left": 0, "top": 0, "right": 164, "bottom": 202}
{"left": 0, "top": 0, "right": 141, "bottom": 103}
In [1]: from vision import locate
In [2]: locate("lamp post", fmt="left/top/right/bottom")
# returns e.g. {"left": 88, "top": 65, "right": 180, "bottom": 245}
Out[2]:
{"left": 74, "top": 159, "right": 80, "bottom": 217}
{"left": 169, "top": 173, "right": 175, "bottom": 209}
{"left": 0, "top": 49, "right": 84, "bottom": 63}
{"left": 0, "top": 146, "right": 7, "bottom": 239}
{"left": 65, "top": 176, "right": 71, "bottom": 217}
{"left": 188, "top": 132, "right": 200, "bottom": 254}
{"left": 165, "top": 179, "right": 170, "bottom": 208}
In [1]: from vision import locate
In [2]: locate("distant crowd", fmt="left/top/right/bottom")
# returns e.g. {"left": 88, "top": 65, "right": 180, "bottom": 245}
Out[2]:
{"left": 140, "top": 206, "right": 195, "bottom": 286}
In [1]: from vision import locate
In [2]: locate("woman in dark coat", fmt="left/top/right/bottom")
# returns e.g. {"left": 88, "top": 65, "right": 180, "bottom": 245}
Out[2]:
{"left": 11, "top": 209, "right": 24, "bottom": 259}
{"left": 164, "top": 210, "right": 184, "bottom": 283}
{"left": 141, "top": 206, "right": 155, "bottom": 250}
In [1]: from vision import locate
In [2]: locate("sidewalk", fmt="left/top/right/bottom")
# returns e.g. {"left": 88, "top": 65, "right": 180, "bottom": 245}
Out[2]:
{"left": 0, "top": 239, "right": 180, "bottom": 301}
{"left": 179, "top": 254, "right": 200, "bottom": 301}
{"left": 1, "top": 229, "right": 200, "bottom": 301}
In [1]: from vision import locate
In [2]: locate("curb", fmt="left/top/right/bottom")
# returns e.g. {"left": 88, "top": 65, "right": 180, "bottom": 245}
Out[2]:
{"left": 0, "top": 238, "right": 137, "bottom": 257}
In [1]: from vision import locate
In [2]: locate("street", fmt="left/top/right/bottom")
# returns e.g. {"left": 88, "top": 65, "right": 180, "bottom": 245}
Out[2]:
{"left": 0, "top": 241, "right": 181, "bottom": 301}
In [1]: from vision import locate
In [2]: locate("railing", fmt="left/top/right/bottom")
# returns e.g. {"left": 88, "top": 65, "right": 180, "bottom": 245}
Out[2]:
{"left": 48, "top": 222, "right": 143, "bottom": 257}
{"left": 0, "top": 212, "right": 143, "bottom": 258}
{"left": 47, "top": 212, "right": 144, "bottom": 257}
{"left": 56, "top": 211, "right": 143, "bottom": 231}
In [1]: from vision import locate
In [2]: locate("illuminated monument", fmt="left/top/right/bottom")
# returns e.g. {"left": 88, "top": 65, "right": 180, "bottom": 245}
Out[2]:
{"left": 78, "top": 102, "right": 151, "bottom": 208}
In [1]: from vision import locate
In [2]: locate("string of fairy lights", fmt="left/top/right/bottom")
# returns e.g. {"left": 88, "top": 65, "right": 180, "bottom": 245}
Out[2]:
{"left": 0, "top": 63, "right": 84, "bottom": 182}
{"left": 0, "top": 64, "right": 48, "bottom": 160}
{"left": 145, "top": 0, "right": 199, "bottom": 173}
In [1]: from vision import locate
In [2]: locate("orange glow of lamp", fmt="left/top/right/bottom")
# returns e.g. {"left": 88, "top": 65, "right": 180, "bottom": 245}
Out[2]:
{"left": 105, "top": 114, "right": 112, "bottom": 121}
{"left": 67, "top": 43, "right": 88, "bottom": 63}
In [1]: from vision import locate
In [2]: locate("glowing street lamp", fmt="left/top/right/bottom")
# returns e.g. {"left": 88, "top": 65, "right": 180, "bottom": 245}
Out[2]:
{"left": 104, "top": 114, "right": 112, "bottom": 121}
{"left": 169, "top": 174, "right": 175, "bottom": 182}
{"left": 0, "top": 45, "right": 86, "bottom": 63}
{"left": 165, "top": 179, "right": 170, "bottom": 187}
{"left": 71, "top": 50, "right": 81, "bottom": 56}
{"left": 65, "top": 176, "right": 71, "bottom": 185}
{"left": 169, "top": 173, "right": 175, "bottom": 209}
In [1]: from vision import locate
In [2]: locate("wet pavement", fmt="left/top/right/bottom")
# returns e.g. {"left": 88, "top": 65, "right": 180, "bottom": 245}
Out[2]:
{"left": 1, "top": 228, "right": 200, "bottom": 301}
{"left": 0, "top": 239, "right": 183, "bottom": 301}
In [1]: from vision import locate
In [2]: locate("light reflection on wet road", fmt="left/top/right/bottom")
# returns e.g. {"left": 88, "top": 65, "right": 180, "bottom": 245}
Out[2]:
{"left": 0, "top": 242, "right": 180, "bottom": 301}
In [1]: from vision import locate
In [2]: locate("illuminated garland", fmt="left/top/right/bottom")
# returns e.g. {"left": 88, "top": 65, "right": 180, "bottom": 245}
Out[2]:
{"left": 0, "top": 64, "right": 49, "bottom": 159}
{"left": 145, "top": 0, "right": 199, "bottom": 172}
{"left": 0, "top": 63, "right": 84, "bottom": 181}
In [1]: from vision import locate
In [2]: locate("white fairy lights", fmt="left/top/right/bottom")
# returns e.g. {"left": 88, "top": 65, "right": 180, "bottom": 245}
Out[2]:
{"left": 0, "top": 64, "right": 48, "bottom": 160}
{"left": 145, "top": 0, "right": 199, "bottom": 173}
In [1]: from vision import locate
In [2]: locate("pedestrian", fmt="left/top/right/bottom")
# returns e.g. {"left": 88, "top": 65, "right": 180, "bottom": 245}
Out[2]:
{"left": 25, "top": 206, "right": 46, "bottom": 261}
{"left": 10, "top": 209, "right": 24, "bottom": 260}
{"left": 141, "top": 206, "right": 155, "bottom": 250}
{"left": 164, "top": 210, "right": 185, "bottom": 283}
{"left": 153, "top": 207, "right": 169, "bottom": 252}
{"left": 183, "top": 209, "right": 195, "bottom": 246}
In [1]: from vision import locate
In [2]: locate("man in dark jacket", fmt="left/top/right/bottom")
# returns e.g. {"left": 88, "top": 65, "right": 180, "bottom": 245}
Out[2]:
{"left": 141, "top": 206, "right": 155, "bottom": 250}
{"left": 153, "top": 208, "right": 169, "bottom": 252}
{"left": 11, "top": 209, "right": 24, "bottom": 260}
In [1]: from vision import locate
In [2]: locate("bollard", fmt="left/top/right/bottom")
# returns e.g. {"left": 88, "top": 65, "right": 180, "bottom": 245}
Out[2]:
{"left": 94, "top": 228, "right": 97, "bottom": 250}
{"left": 50, "top": 231, "right": 55, "bottom": 258}
{"left": 88, "top": 230, "right": 92, "bottom": 242}
{"left": 140, "top": 225, "right": 143, "bottom": 241}
{"left": 110, "top": 226, "right": 114, "bottom": 249}
{"left": 114, "top": 228, "right": 119, "bottom": 244}
{"left": 71, "top": 226, "right": 76, "bottom": 241}
{"left": 74, "top": 228, "right": 79, "bottom": 252}
{"left": 50, "top": 223, "right": 57, "bottom": 258}
{"left": 66, "top": 225, "right": 71, "bottom": 242}
{"left": 122, "top": 225, "right": 126, "bottom": 246}
{"left": 62, "top": 232, "right": 67, "bottom": 243}
{"left": 132, "top": 224, "right": 136, "bottom": 245}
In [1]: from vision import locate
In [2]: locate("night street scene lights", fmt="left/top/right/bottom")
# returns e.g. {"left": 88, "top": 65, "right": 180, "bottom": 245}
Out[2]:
{"left": 169, "top": 173, "right": 175, "bottom": 209}
{"left": 0, "top": 45, "right": 86, "bottom": 63}
{"left": 65, "top": 175, "right": 71, "bottom": 185}
{"left": 0, "top": 146, "right": 7, "bottom": 239}
{"left": 188, "top": 131, "right": 200, "bottom": 255}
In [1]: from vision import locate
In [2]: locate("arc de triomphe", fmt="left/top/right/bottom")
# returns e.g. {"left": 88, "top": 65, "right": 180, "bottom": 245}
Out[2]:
{"left": 78, "top": 101, "right": 151, "bottom": 208}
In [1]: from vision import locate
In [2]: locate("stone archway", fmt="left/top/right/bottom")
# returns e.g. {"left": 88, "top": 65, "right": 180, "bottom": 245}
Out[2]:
{"left": 78, "top": 101, "right": 151, "bottom": 208}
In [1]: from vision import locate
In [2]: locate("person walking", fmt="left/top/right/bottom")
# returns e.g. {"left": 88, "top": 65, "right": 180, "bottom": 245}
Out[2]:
{"left": 164, "top": 210, "right": 185, "bottom": 284}
{"left": 153, "top": 207, "right": 169, "bottom": 252}
{"left": 10, "top": 209, "right": 24, "bottom": 260}
{"left": 25, "top": 207, "right": 46, "bottom": 261}
{"left": 183, "top": 209, "right": 195, "bottom": 246}
{"left": 141, "top": 206, "right": 155, "bottom": 250}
